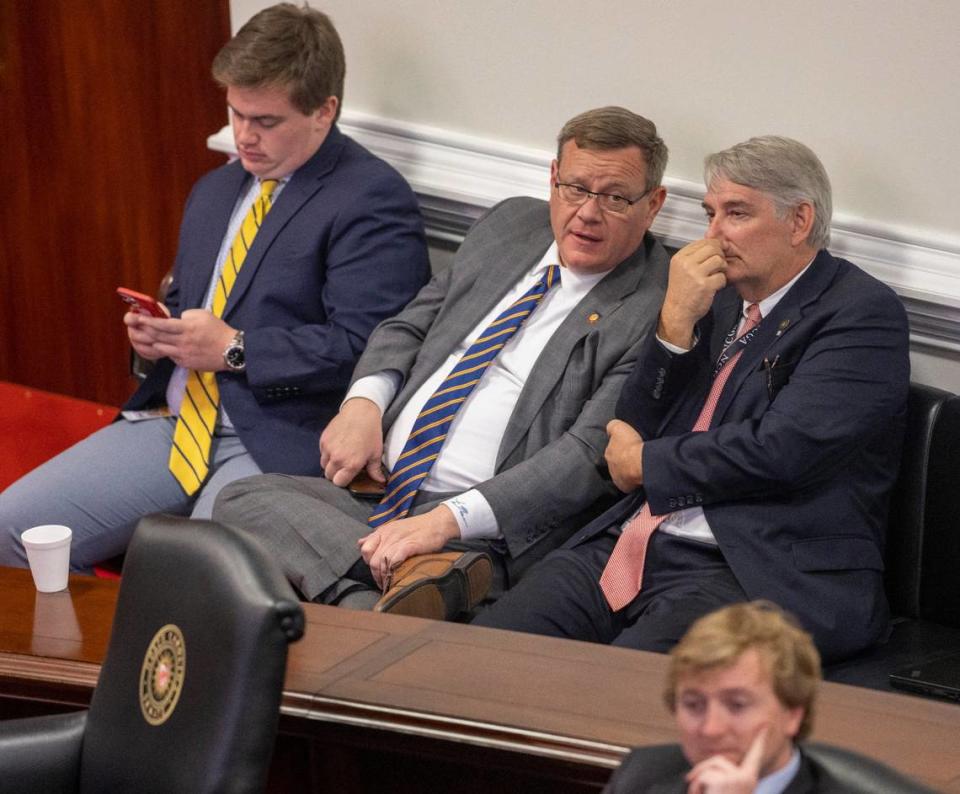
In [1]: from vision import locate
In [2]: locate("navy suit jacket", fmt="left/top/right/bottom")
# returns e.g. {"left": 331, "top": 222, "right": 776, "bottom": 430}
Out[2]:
{"left": 604, "top": 745, "right": 843, "bottom": 794}
{"left": 566, "top": 250, "right": 910, "bottom": 662}
{"left": 125, "top": 125, "right": 430, "bottom": 475}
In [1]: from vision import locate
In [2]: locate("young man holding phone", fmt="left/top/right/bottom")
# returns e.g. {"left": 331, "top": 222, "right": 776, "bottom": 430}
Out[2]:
{"left": 0, "top": 4, "right": 429, "bottom": 571}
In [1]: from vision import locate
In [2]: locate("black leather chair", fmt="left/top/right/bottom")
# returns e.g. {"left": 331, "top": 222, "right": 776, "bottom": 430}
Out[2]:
{"left": 602, "top": 742, "right": 936, "bottom": 793}
{"left": 803, "top": 744, "right": 938, "bottom": 794}
{"left": 0, "top": 514, "right": 305, "bottom": 793}
{"left": 826, "top": 383, "right": 960, "bottom": 689}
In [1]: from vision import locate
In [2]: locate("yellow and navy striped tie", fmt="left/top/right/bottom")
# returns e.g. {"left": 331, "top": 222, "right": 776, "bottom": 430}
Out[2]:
{"left": 168, "top": 178, "right": 278, "bottom": 495}
{"left": 368, "top": 264, "right": 560, "bottom": 528}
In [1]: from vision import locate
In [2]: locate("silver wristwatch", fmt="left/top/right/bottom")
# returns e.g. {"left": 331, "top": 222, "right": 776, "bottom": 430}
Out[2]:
{"left": 223, "top": 330, "right": 246, "bottom": 372}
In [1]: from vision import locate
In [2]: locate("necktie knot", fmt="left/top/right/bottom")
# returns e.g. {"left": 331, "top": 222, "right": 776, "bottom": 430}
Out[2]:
{"left": 543, "top": 264, "right": 560, "bottom": 290}
{"left": 259, "top": 179, "right": 279, "bottom": 209}
{"left": 742, "top": 302, "right": 762, "bottom": 335}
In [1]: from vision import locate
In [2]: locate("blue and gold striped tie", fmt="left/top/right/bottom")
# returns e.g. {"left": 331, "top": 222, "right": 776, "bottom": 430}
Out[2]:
{"left": 368, "top": 264, "right": 561, "bottom": 528}
{"left": 168, "top": 178, "right": 278, "bottom": 495}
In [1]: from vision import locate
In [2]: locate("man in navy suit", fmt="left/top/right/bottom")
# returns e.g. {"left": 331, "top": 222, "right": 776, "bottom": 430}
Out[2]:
{"left": 476, "top": 136, "right": 910, "bottom": 663}
{"left": 603, "top": 602, "right": 931, "bottom": 793}
{"left": 0, "top": 4, "right": 429, "bottom": 571}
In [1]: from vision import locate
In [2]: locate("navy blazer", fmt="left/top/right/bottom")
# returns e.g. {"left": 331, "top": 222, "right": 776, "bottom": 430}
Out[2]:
{"left": 567, "top": 250, "right": 910, "bottom": 662}
{"left": 604, "top": 745, "right": 848, "bottom": 794}
{"left": 125, "top": 125, "right": 430, "bottom": 476}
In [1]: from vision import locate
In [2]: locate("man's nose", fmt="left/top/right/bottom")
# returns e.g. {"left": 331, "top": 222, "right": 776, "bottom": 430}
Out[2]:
{"left": 235, "top": 119, "right": 258, "bottom": 144}
{"left": 704, "top": 216, "right": 722, "bottom": 240}
{"left": 575, "top": 194, "right": 603, "bottom": 222}
{"left": 700, "top": 703, "right": 727, "bottom": 737}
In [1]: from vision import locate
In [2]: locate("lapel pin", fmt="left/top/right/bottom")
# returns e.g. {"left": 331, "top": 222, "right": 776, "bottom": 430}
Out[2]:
{"left": 776, "top": 319, "right": 791, "bottom": 337}
{"left": 588, "top": 312, "right": 600, "bottom": 325}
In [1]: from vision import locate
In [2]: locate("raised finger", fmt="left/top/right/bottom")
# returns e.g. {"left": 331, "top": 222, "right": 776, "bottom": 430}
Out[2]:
{"left": 741, "top": 723, "right": 769, "bottom": 776}
{"left": 676, "top": 238, "right": 715, "bottom": 258}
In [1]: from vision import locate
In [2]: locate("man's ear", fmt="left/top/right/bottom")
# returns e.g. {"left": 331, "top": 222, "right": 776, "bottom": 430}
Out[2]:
{"left": 790, "top": 202, "right": 815, "bottom": 247}
{"left": 785, "top": 705, "right": 805, "bottom": 740}
{"left": 312, "top": 95, "right": 338, "bottom": 127}
{"left": 549, "top": 158, "right": 559, "bottom": 188}
{"left": 642, "top": 185, "right": 668, "bottom": 227}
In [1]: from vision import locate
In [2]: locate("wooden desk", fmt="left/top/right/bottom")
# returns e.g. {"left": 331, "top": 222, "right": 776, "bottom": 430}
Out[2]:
{"left": 2, "top": 567, "right": 959, "bottom": 792}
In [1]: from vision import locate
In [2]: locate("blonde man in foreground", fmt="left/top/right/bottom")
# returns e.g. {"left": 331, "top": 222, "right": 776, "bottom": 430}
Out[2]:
{"left": 603, "top": 602, "right": 933, "bottom": 793}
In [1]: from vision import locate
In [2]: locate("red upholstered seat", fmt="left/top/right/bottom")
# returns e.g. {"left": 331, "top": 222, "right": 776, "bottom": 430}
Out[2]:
{"left": 0, "top": 381, "right": 117, "bottom": 490}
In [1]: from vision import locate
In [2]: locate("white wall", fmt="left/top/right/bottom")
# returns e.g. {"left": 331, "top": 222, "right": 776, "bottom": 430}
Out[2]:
{"left": 232, "top": 0, "right": 959, "bottom": 242}
{"left": 227, "top": 0, "right": 960, "bottom": 390}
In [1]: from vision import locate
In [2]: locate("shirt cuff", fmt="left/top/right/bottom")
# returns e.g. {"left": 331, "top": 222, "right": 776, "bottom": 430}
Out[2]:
{"left": 656, "top": 331, "right": 699, "bottom": 355}
{"left": 343, "top": 371, "right": 402, "bottom": 415}
{"left": 442, "top": 490, "right": 502, "bottom": 540}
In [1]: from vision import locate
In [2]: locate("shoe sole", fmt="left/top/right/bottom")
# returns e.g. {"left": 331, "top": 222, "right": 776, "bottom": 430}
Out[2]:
{"left": 375, "top": 552, "right": 493, "bottom": 620}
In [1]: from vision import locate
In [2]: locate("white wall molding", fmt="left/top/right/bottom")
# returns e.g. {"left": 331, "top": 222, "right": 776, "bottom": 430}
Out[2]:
{"left": 209, "top": 111, "right": 960, "bottom": 349}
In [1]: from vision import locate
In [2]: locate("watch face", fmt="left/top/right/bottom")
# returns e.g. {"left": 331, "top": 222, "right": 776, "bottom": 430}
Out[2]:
{"left": 225, "top": 344, "right": 245, "bottom": 371}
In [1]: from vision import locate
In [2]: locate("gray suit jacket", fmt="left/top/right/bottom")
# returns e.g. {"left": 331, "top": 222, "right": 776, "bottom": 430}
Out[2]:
{"left": 351, "top": 196, "right": 669, "bottom": 574}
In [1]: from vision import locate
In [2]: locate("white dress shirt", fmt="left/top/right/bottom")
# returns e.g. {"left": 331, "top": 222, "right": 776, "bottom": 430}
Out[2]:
{"left": 346, "top": 242, "right": 609, "bottom": 539}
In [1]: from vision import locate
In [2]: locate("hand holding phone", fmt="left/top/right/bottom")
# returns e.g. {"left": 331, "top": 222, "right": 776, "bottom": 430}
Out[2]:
{"left": 347, "top": 469, "right": 387, "bottom": 500}
{"left": 117, "top": 287, "right": 168, "bottom": 318}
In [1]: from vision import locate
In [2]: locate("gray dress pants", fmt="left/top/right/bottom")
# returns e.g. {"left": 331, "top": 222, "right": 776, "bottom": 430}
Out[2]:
{"left": 214, "top": 474, "right": 498, "bottom": 608}
{"left": 0, "top": 417, "right": 260, "bottom": 572}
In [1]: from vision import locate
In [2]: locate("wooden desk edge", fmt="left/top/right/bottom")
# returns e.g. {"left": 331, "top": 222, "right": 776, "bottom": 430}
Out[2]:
{"left": 0, "top": 651, "right": 627, "bottom": 769}
{"left": 287, "top": 691, "right": 629, "bottom": 769}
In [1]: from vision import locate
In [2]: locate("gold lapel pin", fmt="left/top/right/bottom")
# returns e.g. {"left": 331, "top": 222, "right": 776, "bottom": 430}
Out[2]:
{"left": 776, "top": 319, "right": 791, "bottom": 337}
{"left": 588, "top": 312, "right": 600, "bottom": 324}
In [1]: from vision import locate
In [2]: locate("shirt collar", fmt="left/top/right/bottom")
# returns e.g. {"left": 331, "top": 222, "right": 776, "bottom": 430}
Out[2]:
{"left": 747, "top": 256, "right": 816, "bottom": 319}
{"left": 539, "top": 242, "right": 609, "bottom": 297}
{"left": 756, "top": 747, "right": 802, "bottom": 794}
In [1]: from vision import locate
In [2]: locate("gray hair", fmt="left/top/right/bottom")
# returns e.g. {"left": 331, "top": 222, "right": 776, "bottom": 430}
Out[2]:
{"left": 557, "top": 106, "right": 668, "bottom": 192}
{"left": 704, "top": 136, "right": 832, "bottom": 249}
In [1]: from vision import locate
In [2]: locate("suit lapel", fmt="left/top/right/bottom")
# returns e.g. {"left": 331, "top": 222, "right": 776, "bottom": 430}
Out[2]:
{"left": 179, "top": 166, "right": 249, "bottom": 311}
{"left": 712, "top": 251, "right": 838, "bottom": 424}
{"left": 385, "top": 222, "right": 557, "bottom": 428}
{"left": 496, "top": 238, "right": 655, "bottom": 468}
{"left": 220, "top": 125, "right": 347, "bottom": 320}
{"left": 452, "top": 228, "right": 556, "bottom": 346}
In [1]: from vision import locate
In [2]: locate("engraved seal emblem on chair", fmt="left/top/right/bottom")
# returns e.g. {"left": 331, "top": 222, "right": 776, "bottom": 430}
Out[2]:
{"left": 139, "top": 623, "right": 186, "bottom": 726}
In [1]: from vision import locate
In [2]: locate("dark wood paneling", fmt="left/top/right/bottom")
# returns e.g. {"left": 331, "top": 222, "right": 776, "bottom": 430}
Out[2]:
{"left": 0, "top": 0, "right": 230, "bottom": 405}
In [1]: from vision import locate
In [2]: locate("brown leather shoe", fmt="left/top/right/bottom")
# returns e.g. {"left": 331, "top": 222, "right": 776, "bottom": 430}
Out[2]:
{"left": 373, "top": 551, "right": 493, "bottom": 620}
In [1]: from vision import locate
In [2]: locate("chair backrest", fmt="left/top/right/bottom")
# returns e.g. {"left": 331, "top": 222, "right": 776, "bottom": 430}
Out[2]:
{"left": 79, "top": 515, "right": 304, "bottom": 794}
{"left": 804, "top": 742, "right": 937, "bottom": 793}
{"left": 916, "top": 392, "right": 960, "bottom": 627}
{"left": 885, "top": 383, "right": 960, "bottom": 626}
{"left": 884, "top": 383, "right": 950, "bottom": 618}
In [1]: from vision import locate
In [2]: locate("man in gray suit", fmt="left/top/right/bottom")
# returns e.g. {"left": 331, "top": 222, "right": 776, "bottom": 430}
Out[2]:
{"left": 214, "top": 106, "right": 671, "bottom": 616}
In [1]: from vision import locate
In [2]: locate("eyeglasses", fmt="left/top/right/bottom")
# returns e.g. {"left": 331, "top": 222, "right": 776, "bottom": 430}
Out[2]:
{"left": 553, "top": 181, "right": 651, "bottom": 214}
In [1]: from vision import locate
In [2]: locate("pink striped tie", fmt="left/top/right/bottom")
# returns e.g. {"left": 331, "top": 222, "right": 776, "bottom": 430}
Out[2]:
{"left": 599, "top": 303, "right": 762, "bottom": 611}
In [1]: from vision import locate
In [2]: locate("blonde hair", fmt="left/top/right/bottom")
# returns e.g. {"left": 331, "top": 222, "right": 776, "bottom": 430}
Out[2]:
{"left": 664, "top": 602, "right": 821, "bottom": 740}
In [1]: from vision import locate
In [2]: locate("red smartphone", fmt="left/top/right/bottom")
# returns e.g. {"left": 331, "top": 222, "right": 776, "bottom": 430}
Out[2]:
{"left": 117, "top": 287, "right": 168, "bottom": 318}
